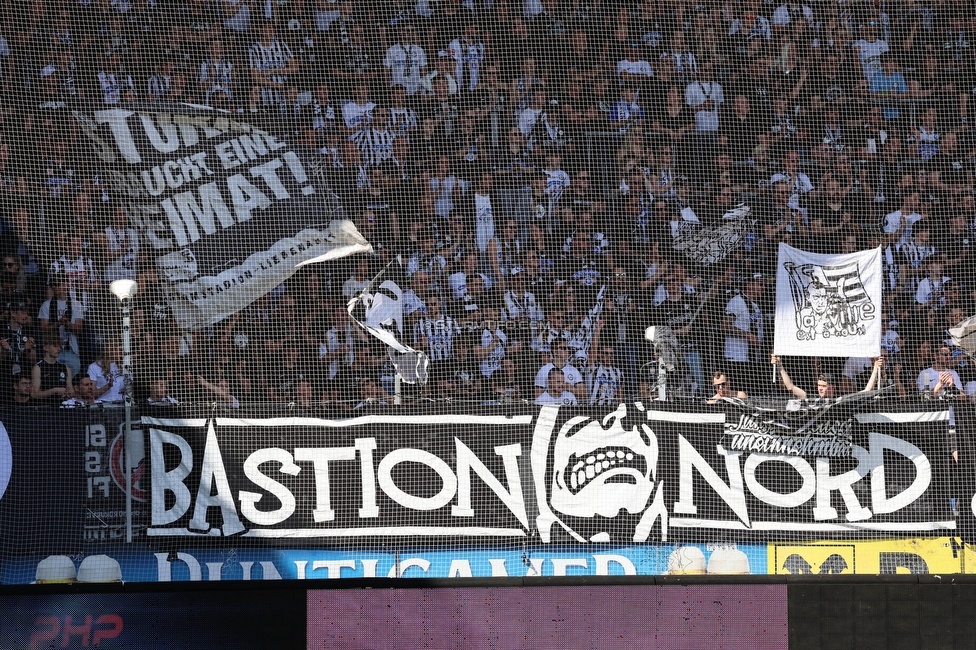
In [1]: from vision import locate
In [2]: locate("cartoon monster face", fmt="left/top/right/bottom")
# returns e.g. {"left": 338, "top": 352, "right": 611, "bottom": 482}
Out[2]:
{"left": 550, "top": 404, "right": 658, "bottom": 518}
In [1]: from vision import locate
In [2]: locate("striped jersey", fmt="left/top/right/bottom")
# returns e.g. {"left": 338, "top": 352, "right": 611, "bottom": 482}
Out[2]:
{"left": 351, "top": 127, "right": 397, "bottom": 166}
{"left": 147, "top": 73, "right": 171, "bottom": 98}
{"left": 585, "top": 363, "right": 623, "bottom": 405}
{"left": 199, "top": 58, "right": 234, "bottom": 102}
{"left": 414, "top": 314, "right": 461, "bottom": 361}
{"left": 248, "top": 38, "right": 294, "bottom": 106}
{"left": 390, "top": 107, "right": 418, "bottom": 137}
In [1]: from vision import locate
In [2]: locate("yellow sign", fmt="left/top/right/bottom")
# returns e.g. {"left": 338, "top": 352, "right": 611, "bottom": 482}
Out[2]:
{"left": 769, "top": 538, "right": 969, "bottom": 575}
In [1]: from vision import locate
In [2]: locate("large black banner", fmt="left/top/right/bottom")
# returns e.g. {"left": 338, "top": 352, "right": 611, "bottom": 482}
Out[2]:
{"left": 143, "top": 402, "right": 956, "bottom": 545}
{"left": 72, "top": 105, "right": 371, "bottom": 329}
{"left": 0, "top": 410, "right": 86, "bottom": 555}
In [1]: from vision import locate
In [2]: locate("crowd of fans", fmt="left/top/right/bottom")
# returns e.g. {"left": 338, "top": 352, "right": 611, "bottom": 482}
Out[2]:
{"left": 0, "top": 0, "right": 974, "bottom": 408}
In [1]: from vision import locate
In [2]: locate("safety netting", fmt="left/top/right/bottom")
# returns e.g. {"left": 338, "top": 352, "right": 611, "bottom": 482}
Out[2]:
{"left": 0, "top": 0, "right": 975, "bottom": 585}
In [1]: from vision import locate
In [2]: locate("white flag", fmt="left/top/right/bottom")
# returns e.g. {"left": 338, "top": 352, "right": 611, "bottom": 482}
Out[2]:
{"left": 774, "top": 243, "right": 882, "bottom": 357}
{"left": 347, "top": 261, "right": 429, "bottom": 384}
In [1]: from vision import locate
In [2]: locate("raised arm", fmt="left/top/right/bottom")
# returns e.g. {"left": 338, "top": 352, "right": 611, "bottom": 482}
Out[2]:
{"left": 862, "top": 357, "right": 885, "bottom": 392}
{"left": 771, "top": 354, "right": 807, "bottom": 399}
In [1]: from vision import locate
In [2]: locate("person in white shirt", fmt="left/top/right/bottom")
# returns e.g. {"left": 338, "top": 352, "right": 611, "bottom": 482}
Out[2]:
{"left": 384, "top": 23, "right": 427, "bottom": 95}
{"left": 852, "top": 23, "right": 889, "bottom": 80}
{"left": 37, "top": 274, "right": 84, "bottom": 376}
{"left": 543, "top": 153, "right": 571, "bottom": 200}
{"left": 88, "top": 345, "right": 124, "bottom": 403}
{"left": 684, "top": 64, "right": 724, "bottom": 132}
{"left": 535, "top": 368, "right": 579, "bottom": 406}
{"left": 517, "top": 91, "right": 557, "bottom": 147}
{"left": 342, "top": 258, "right": 372, "bottom": 299}
{"left": 472, "top": 172, "right": 495, "bottom": 253}
{"left": 535, "top": 339, "right": 584, "bottom": 400}
{"left": 342, "top": 83, "right": 376, "bottom": 133}
{"left": 447, "top": 21, "right": 485, "bottom": 93}
{"left": 723, "top": 275, "right": 765, "bottom": 392}
{"left": 883, "top": 193, "right": 923, "bottom": 251}
{"left": 918, "top": 344, "right": 963, "bottom": 397}
{"left": 96, "top": 50, "right": 136, "bottom": 104}
{"left": 915, "top": 259, "right": 951, "bottom": 307}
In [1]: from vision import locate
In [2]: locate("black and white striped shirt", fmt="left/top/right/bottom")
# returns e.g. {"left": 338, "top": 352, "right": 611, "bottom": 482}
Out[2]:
{"left": 390, "top": 107, "right": 419, "bottom": 138}
{"left": 585, "top": 363, "right": 623, "bottom": 405}
{"left": 199, "top": 58, "right": 234, "bottom": 102}
{"left": 147, "top": 74, "right": 170, "bottom": 98}
{"left": 351, "top": 127, "right": 397, "bottom": 167}
{"left": 248, "top": 38, "right": 294, "bottom": 106}
{"left": 414, "top": 314, "right": 461, "bottom": 362}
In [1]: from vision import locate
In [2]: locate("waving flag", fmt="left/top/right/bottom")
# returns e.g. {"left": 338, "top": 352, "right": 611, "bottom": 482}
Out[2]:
{"left": 347, "top": 258, "right": 429, "bottom": 384}
{"left": 72, "top": 104, "right": 372, "bottom": 329}
{"left": 672, "top": 204, "right": 752, "bottom": 266}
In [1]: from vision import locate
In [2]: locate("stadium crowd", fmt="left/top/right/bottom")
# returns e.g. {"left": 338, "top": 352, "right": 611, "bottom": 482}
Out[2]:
{"left": 0, "top": 0, "right": 973, "bottom": 408}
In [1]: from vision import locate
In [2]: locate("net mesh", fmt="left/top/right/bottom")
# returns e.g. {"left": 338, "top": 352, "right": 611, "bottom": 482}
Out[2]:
{"left": 0, "top": 0, "right": 974, "bottom": 585}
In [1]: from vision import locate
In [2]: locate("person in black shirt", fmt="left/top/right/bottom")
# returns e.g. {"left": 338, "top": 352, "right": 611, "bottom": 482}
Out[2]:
{"left": 268, "top": 341, "right": 313, "bottom": 406}
{"left": 0, "top": 299, "right": 36, "bottom": 395}
{"left": 9, "top": 372, "right": 33, "bottom": 407}
{"left": 649, "top": 272, "right": 707, "bottom": 397}
{"left": 32, "top": 334, "right": 71, "bottom": 405}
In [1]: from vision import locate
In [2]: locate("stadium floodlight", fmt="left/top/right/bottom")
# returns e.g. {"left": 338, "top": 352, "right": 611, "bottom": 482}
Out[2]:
{"left": 109, "top": 279, "right": 138, "bottom": 302}
{"left": 644, "top": 325, "right": 679, "bottom": 370}
{"left": 644, "top": 325, "right": 657, "bottom": 343}
{"left": 110, "top": 280, "right": 138, "bottom": 544}
{"left": 644, "top": 325, "right": 681, "bottom": 401}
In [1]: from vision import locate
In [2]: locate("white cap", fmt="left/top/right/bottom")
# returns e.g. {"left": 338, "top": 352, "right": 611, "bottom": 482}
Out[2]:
{"left": 707, "top": 548, "right": 750, "bottom": 574}
{"left": 667, "top": 546, "right": 707, "bottom": 575}
{"left": 35, "top": 555, "right": 77, "bottom": 584}
{"left": 77, "top": 555, "right": 123, "bottom": 583}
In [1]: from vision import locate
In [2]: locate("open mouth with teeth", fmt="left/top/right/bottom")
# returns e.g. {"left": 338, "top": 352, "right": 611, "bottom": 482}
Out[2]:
{"left": 560, "top": 446, "right": 648, "bottom": 495}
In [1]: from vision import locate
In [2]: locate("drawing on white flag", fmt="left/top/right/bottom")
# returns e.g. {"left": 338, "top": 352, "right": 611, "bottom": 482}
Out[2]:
{"left": 785, "top": 260, "right": 872, "bottom": 339}
{"left": 775, "top": 243, "right": 882, "bottom": 357}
